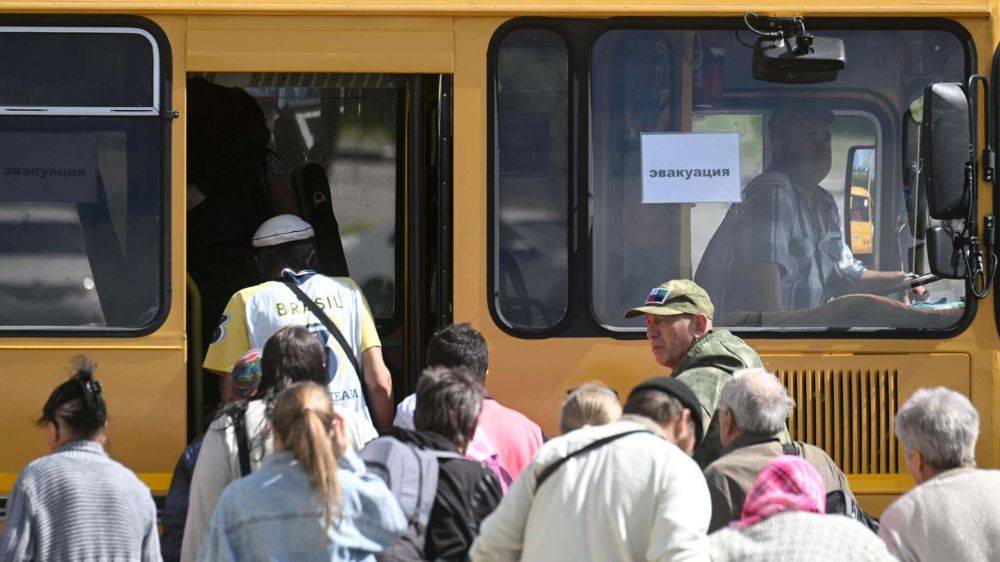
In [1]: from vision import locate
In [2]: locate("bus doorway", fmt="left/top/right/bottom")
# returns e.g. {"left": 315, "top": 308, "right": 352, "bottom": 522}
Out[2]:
{"left": 185, "top": 73, "right": 452, "bottom": 435}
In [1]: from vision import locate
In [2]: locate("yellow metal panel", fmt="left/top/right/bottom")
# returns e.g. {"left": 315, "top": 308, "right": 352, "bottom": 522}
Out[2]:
{"left": 186, "top": 16, "right": 452, "bottom": 73}
{"left": 0, "top": 1, "right": 989, "bottom": 17}
{"left": 0, "top": 472, "right": 173, "bottom": 495}
{"left": 0, "top": 349, "right": 186, "bottom": 494}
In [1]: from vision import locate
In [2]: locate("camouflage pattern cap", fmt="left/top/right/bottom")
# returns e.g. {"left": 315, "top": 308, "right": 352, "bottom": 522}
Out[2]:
{"left": 624, "top": 279, "right": 715, "bottom": 319}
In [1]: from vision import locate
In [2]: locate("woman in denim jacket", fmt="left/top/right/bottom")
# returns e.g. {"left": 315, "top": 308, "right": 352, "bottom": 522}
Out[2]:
{"left": 197, "top": 382, "right": 405, "bottom": 561}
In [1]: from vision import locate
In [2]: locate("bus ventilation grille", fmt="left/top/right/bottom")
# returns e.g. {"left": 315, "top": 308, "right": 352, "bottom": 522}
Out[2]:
{"left": 776, "top": 369, "right": 899, "bottom": 475}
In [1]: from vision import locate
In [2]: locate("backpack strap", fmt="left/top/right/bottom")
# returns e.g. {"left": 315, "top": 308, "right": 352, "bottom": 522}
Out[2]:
{"left": 283, "top": 279, "right": 373, "bottom": 414}
{"left": 535, "top": 430, "right": 652, "bottom": 490}
{"left": 231, "top": 407, "right": 252, "bottom": 477}
{"left": 782, "top": 442, "right": 800, "bottom": 456}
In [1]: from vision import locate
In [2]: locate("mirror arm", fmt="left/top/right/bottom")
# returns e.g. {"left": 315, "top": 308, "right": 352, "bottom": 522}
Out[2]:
{"left": 968, "top": 75, "right": 995, "bottom": 183}
{"left": 951, "top": 76, "right": 999, "bottom": 298}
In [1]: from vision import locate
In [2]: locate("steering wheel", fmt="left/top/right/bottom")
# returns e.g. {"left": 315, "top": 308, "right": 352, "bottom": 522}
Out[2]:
{"left": 865, "top": 273, "right": 937, "bottom": 301}
{"left": 497, "top": 250, "right": 555, "bottom": 328}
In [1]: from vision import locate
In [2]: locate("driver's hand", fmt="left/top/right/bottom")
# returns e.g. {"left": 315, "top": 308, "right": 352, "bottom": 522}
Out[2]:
{"left": 898, "top": 272, "right": 929, "bottom": 304}
{"left": 910, "top": 284, "right": 930, "bottom": 302}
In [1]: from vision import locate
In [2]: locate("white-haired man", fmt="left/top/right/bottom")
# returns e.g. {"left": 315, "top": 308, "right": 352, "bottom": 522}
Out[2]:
{"left": 703, "top": 368, "right": 853, "bottom": 532}
{"left": 879, "top": 387, "right": 1000, "bottom": 562}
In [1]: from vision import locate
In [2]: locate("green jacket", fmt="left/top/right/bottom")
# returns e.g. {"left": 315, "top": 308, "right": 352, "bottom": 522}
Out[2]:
{"left": 673, "top": 329, "right": 763, "bottom": 468}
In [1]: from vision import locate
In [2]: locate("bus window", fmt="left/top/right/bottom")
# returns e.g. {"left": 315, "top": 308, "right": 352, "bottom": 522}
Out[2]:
{"left": 585, "top": 27, "right": 968, "bottom": 332}
{"left": 0, "top": 27, "right": 166, "bottom": 330}
{"left": 493, "top": 29, "right": 569, "bottom": 331}
{"left": 846, "top": 145, "right": 876, "bottom": 264}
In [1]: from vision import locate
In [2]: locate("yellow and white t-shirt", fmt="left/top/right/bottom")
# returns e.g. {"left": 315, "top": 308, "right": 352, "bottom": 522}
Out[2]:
{"left": 204, "top": 271, "right": 380, "bottom": 422}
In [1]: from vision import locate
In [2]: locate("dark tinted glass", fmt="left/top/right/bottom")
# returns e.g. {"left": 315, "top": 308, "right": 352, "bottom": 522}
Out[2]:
{"left": 0, "top": 117, "right": 163, "bottom": 328}
{"left": 494, "top": 29, "right": 569, "bottom": 330}
{"left": 0, "top": 30, "right": 155, "bottom": 109}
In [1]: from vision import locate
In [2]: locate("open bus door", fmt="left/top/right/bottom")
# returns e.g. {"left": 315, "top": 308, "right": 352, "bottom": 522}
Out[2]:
{"left": 185, "top": 74, "right": 452, "bottom": 435}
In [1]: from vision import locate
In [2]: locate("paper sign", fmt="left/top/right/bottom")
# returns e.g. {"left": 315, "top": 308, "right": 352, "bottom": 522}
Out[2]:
{"left": 0, "top": 133, "right": 97, "bottom": 203}
{"left": 640, "top": 132, "right": 741, "bottom": 204}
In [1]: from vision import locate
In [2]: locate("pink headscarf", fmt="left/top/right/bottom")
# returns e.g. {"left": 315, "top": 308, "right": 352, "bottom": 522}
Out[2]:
{"left": 733, "top": 455, "right": 826, "bottom": 530}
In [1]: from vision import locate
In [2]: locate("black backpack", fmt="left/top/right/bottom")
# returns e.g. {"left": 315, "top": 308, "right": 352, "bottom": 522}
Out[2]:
{"left": 781, "top": 442, "right": 880, "bottom": 533}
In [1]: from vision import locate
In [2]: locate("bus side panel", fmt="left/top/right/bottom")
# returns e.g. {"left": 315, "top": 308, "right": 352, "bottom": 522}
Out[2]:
{"left": 0, "top": 347, "right": 186, "bottom": 495}
{"left": 186, "top": 15, "right": 453, "bottom": 73}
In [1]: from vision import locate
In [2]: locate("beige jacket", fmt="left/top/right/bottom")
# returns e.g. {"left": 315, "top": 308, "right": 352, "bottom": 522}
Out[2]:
{"left": 470, "top": 417, "right": 711, "bottom": 562}
{"left": 703, "top": 433, "right": 853, "bottom": 532}
{"left": 879, "top": 467, "right": 1000, "bottom": 562}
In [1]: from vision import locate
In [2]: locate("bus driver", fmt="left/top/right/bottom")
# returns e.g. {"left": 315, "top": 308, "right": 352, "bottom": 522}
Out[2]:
{"left": 701, "top": 106, "right": 920, "bottom": 316}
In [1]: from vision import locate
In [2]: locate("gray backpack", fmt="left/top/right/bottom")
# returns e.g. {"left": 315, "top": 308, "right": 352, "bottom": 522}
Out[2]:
{"left": 359, "top": 436, "right": 461, "bottom": 562}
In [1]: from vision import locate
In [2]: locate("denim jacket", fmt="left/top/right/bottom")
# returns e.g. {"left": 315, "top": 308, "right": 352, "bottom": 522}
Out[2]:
{"left": 197, "top": 450, "right": 406, "bottom": 562}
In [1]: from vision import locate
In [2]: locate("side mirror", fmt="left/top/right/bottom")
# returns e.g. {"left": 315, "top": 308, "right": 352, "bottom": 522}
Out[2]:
{"left": 926, "top": 225, "right": 967, "bottom": 279}
{"left": 921, "top": 83, "right": 972, "bottom": 220}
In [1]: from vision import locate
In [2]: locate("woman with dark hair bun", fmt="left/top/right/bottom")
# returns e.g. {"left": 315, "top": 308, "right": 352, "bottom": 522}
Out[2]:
{"left": 0, "top": 358, "right": 160, "bottom": 562}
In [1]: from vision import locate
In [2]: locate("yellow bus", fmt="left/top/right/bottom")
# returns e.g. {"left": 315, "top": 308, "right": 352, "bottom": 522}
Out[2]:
{"left": 847, "top": 145, "right": 875, "bottom": 262}
{"left": 0, "top": 0, "right": 998, "bottom": 519}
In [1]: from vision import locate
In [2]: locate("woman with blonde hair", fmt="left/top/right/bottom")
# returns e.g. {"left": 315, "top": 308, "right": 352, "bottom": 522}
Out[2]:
{"left": 198, "top": 382, "right": 405, "bottom": 561}
{"left": 559, "top": 382, "right": 623, "bottom": 434}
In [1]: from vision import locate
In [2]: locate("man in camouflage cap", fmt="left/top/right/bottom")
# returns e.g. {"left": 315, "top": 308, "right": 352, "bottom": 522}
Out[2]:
{"left": 626, "top": 279, "right": 765, "bottom": 467}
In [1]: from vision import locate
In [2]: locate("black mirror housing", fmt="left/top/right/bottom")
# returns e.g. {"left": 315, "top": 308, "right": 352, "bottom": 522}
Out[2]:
{"left": 922, "top": 83, "right": 972, "bottom": 220}
{"left": 926, "top": 225, "right": 967, "bottom": 279}
{"left": 753, "top": 35, "right": 845, "bottom": 84}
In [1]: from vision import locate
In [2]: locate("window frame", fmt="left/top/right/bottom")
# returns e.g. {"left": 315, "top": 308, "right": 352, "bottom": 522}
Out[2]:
{"left": 488, "top": 16, "right": 976, "bottom": 340}
{"left": 0, "top": 15, "right": 172, "bottom": 337}
{"left": 488, "top": 26, "right": 575, "bottom": 337}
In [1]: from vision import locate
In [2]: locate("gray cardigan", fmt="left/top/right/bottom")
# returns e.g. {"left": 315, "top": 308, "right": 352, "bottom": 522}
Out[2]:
{"left": 0, "top": 440, "right": 160, "bottom": 562}
{"left": 710, "top": 511, "right": 895, "bottom": 562}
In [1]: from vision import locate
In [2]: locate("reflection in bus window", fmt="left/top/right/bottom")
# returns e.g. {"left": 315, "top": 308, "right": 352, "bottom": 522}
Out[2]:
{"left": 0, "top": 28, "right": 164, "bottom": 330}
{"left": 494, "top": 29, "right": 569, "bottom": 330}
{"left": 585, "top": 28, "right": 967, "bottom": 331}
{"left": 591, "top": 30, "right": 678, "bottom": 327}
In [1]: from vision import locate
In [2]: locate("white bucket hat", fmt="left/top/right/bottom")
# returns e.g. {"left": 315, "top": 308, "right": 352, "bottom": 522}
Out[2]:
{"left": 251, "top": 214, "right": 315, "bottom": 248}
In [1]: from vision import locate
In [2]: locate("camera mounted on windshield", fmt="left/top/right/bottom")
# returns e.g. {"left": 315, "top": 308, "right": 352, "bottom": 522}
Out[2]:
{"left": 742, "top": 13, "right": 846, "bottom": 84}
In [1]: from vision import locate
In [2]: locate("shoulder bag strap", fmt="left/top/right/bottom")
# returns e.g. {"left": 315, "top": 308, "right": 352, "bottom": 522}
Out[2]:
{"left": 282, "top": 280, "right": 373, "bottom": 412}
{"left": 231, "top": 407, "right": 252, "bottom": 477}
{"left": 782, "top": 442, "right": 800, "bottom": 456}
{"left": 535, "top": 429, "right": 652, "bottom": 490}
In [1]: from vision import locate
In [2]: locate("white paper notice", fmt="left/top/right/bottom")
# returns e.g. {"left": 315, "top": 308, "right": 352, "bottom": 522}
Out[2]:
{"left": 640, "top": 132, "right": 741, "bottom": 204}
{"left": 0, "top": 132, "right": 97, "bottom": 203}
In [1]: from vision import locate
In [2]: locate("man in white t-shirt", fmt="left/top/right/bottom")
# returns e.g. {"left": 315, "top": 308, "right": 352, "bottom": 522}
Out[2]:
{"left": 203, "top": 214, "right": 394, "bottom": 431}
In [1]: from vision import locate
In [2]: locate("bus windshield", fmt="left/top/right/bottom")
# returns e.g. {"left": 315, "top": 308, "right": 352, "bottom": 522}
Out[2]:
{"left": 493, "top": 23, "right": 969, "bottom": 333}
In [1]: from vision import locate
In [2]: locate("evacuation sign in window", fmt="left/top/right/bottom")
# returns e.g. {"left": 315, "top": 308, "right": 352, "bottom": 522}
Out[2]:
{"left": 639, "top": 132, "right": 742, "bottom": 204}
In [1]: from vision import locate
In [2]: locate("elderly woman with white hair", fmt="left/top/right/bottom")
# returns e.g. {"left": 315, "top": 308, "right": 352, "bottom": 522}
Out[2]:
{"left": 878, "top": 387, "right": 1000, "bottom": 562}
{"left": 702, "top": 368, "right": 855, "bottom": 532}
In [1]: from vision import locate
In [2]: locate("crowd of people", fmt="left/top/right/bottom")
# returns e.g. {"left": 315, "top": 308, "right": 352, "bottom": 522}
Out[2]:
{"left": 1, "top": 217, "right": 998, "bottom": 562}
